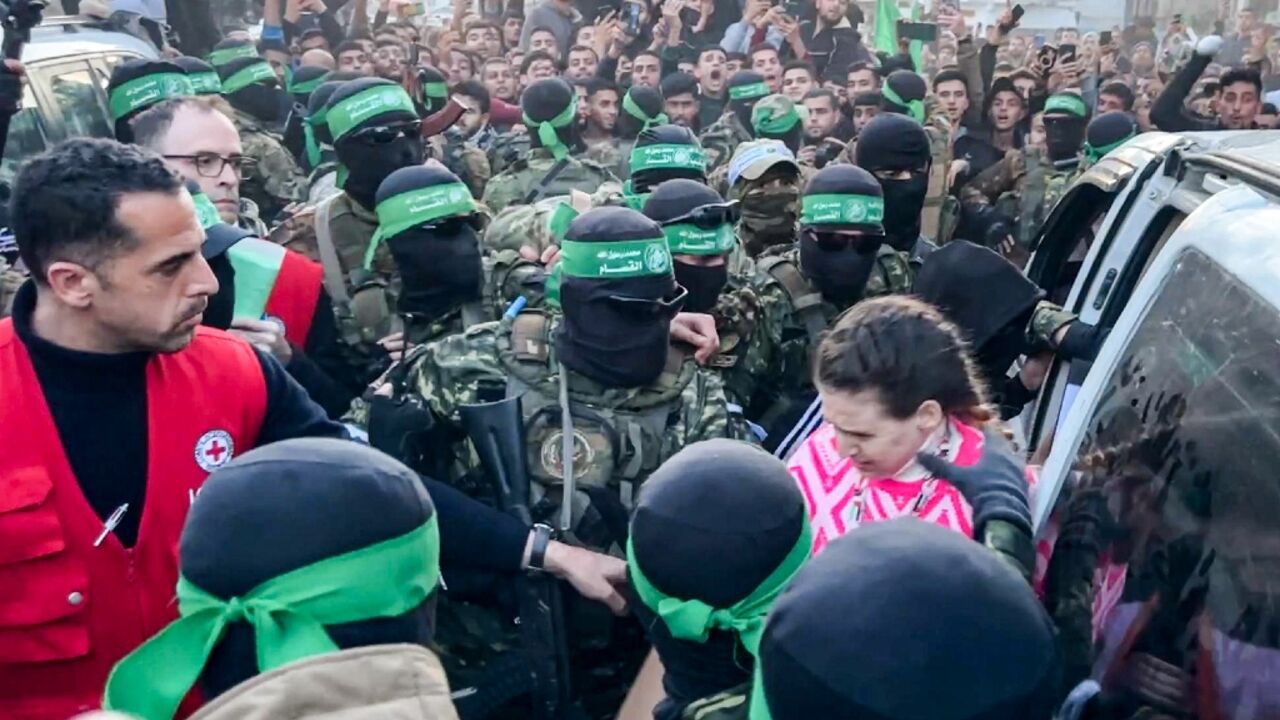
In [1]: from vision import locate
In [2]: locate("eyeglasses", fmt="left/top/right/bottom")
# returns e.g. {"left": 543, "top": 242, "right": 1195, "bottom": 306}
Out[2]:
{"left": 163, "top": 153, "right": 254, "bottom": 178}
{"left": 804, "top": 228, "right": 883, "bottom": 255}
{"left": 606, "top": 285, "right": 688, "bottom": 318}
{"left": 347, "top": 121, "right": 421, "bottom": 144}
{"left": 664, "top": 201, "right": 740, "bottom": 229}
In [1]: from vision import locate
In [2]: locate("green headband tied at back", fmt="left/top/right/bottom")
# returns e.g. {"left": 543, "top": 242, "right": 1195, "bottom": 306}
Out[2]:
{"left": 103, "top": 516, "right": 441, "bottom": 720}
{"left": 1083, "top": 132, "right": 1135, "bottom": 163}
{"left": 881, "top": 84, "right": 925, "bottom": 123}
{"left": 522, "top": 96, "right": 579, "bottom": 161}
{"left": 623, "top": 92, "right": 668, "bottom": 129}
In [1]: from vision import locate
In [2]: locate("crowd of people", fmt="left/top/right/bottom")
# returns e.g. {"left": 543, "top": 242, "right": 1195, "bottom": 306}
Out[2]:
{"left": 0, "top": 0, "right": 1275, "bottom": 718}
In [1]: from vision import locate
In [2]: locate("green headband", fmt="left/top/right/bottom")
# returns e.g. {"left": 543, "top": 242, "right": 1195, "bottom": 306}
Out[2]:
{"left": 328, "top": 85, "right": 419, "bottom": 141}
{"left": 1084, "top": 132, "right": 1135, "bottom": 163}
{"left": 1045, "top": 94, "right": 1089, "bottom": 118}
{"left": 753, "top": 105, "right": 805, "bottom": 135}
{"left": 187, "top": 71, "right": 223, "bottom": 94}
{"left": 623, "top": 92, "right": 668, "bottom": 129}
{"left": 368, "top": 182, "right": 476, "bottom": 266}
{"left": 627, "top": 519, "right": 811, "bottom": 655}
{"left": 208, "top": 44, "right": 260, "bottom": 67}
{"left": 221, "top": 61, "right": 277, "bottom": 94}
{"left": 522, "top": 96, "right": 578, "bottom": 161}
{"left": 881, "top": 84, "right": 925, "bottom": 123}
{"left": 629, "top": 143, "right": 707, "bottom": 174}
{"left": 422, "top": 81, "right": 448, "bottom": 99}
{"left": 801, "top": 193, "right": 885, "bottom": 227}
{"left": 559, "top": 236, "right": 672, "bottom": 278}
{"left": 103, "top": 516, "right": 441, "bottom": 720}
{"left": 191, "top": 191, "right": 222, "bottom": 230}
{"left": 548, "top": 202, "right": 580, "bottom": 243}
{"left": 729, "top": 81, "right": 770, "bottom": 101}
{"left": 663, "top": 223, "right": 735, "bottom": 255}
{"left": 289, "top": 74, "right": 329, "bottom": 96}
{"left": 109, "top": 73, "right": 194, "bottom": 120}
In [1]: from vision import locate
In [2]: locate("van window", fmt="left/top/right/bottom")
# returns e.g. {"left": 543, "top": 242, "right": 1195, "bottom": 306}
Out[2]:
{"left": 1031, "top": 184, "right": 1116, "bottom": 305}
{"left": 1046, "top": 247, "right": 1280, "bottom": 716}
{"left": 0, "top": 82, "right": 47, "bottom": 182}
{"left": 47, "top": 63, "right": 112, "bottom": 139}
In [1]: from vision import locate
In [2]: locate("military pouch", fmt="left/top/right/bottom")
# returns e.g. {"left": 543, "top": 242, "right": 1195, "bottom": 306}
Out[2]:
{"left": 348, "top": 268, "right": 392, "bottom": 343}
{"left": 524, "top": 404, "right": 619, "bottom": 492}
{"left": 367, "top": 393, "right": 437, "bottom": 471}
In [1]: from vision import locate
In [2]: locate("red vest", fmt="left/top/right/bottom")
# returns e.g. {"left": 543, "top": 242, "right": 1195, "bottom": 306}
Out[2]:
{"left": 265, "top": 247, "right": 323, "bottom": 348}
{"left": 0, "top": 322, "right": 267, "bottom": 719}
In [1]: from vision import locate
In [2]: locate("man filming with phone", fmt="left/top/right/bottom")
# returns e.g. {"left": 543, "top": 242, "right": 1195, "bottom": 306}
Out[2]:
{"left": 794, "top": 0, "right": 871, "bottom": 78}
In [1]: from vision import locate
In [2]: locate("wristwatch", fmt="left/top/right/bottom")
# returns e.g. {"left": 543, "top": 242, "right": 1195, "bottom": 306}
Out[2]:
{"left": 528, "top": 523, "right": 555, "bottom": 573}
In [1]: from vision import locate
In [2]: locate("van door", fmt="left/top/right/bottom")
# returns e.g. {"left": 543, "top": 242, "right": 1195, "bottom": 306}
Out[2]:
{"left": 0, "top": 80, "right": 49, "bottom": 183}
{"left": 29, "top": 59, "right": 113, "bottom": 142}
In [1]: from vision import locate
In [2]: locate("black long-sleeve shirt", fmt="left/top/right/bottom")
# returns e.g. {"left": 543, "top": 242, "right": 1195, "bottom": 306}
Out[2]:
{"left": 10, "top": 282, "right": 528, "bottom": 571}
{"left": 1151, "top": 52, "right": 1221, "bottom": 133}
{"left": 285, "top": 289, "right": 365, "bottom": 419}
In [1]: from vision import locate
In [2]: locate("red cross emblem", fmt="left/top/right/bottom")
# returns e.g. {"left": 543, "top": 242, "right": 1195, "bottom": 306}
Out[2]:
{"left": 194, "top": 430, "right": 235, "bottom": 472}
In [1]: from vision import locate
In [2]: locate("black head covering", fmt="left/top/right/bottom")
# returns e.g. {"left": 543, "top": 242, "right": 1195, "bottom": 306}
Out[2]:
{"left": 186, "top": 439, "right": 439, "bottom": 699}
{"left": 798, "top": 164, "right": 886, "bottom": 307}
{"left": 107, "top": 59, "right": 190, "bottom": 142}
{"left": 631, "top": 124, "right": 707, "bottom": 192}
{"left": 173, "top": 56, "right": 222, "bottom": 95}
{"left": 219, "top": 55, "right": 286, "bottom": 124}
{"left": 375, "top": 165, "right": 483, "bottom": 332}
{"left": 328, "top": 78, "right": 423, "bottom": 210}
{"left": 521, "top": 77, "right": 579, "bottom": 152}
{"left": 855, "top": 113, "right": 931, "bottom": 252}
{"left": 727, "top": 70, "right": 768, "bottom": 131}
{"left": 759, "top": 520, "right": 1061, "bottom": 720}
{"left": 417, "top": 65, "right": 450, "bottom": 115}
{"left": 307, "top": 80, "right": 347, "bottom": 146}
{"left": 913, "top": 240, "right": 1044, "bottom": 388}
{"left": 618, "top": 85, "right": 667, "bottom": 139}
{"left": 289, "top": 64, "right": 331, "bottom": 107}
{"left": 882, "top": 69, "right": 927, "bottom": 117}
{"left": 643, "top": 178, "right": 730, "bottom": 312}
{"left": 1084, "top": 111, "right": 1139, "bottom": 162}
{"left": 556, "top": 206, "right": 679, "bottom": 388}
{"left": 1043, "top": 92, "right": 1090, "bottom": 163}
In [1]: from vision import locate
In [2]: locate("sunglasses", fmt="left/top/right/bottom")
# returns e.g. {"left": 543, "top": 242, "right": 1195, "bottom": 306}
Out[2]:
{"left": 804, "top": 228, "right": 883, "bottom": 254}
{"left": 415, "top": 214, "right": 484, "bottom": 233}
{"left": 664, "top": 201, "right": 741, "bottom": 229}
{"left": 348, "top": 120, "right": 421, "bottom": 144}
{"left": 606, "top": 285, "right": 688, "bottom": 317}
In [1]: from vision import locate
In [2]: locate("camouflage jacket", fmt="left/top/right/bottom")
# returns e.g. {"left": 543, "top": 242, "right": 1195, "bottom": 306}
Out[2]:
{"left": 486, "top": 131, "right": 531, "bottom": 177}
{"left": 432, "top": 129, "right": 491, "bottom": 200}
{"left": 234, "top": 110, "right": 308, "bottom": 220}
{"left": 483, "top": 188, "right": 627, "bottom": 255}
{"left": 481, "top": 147, "right": 621, "bottom": 214}
{"left": 698, "top": 111, "right": 754, "bottom": 174}
{"left": 584, "top": 137, "right": 633, "bottom": 179}
{"left": 961, "top": 148, "right": 1082, "bottom": 249}
{"left": 237, "top": 198, "right": 270, "bottom": 237}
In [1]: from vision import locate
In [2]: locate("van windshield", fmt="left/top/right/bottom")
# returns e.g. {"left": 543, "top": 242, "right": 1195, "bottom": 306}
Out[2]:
{"left": 1045, "top": 247, "right": 1280, "bottom": 716}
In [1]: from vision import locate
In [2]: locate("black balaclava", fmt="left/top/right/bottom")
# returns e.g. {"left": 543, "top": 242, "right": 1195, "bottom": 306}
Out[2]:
{"left": 186, "top": 439, "right": 439, "bottom": 699}
{"left": 107, "top": 59, "right": 193, "bottom": 142}
{"left": 617, "top": 85, "right": 667, "bottom": 139}
{"left": 642, "top": 179, "right": 732, "bottom": 313}
{"left": 328, "top": 78, "right": 423, "bottom": 210}
{"left": 913, "top": 240, "right": 1045, "bottom": 388}
{"left": 726, "top": 70, "right": 769, "bottom": 132}
{"left": 630, "top": 124, "right": 708, "bottom": 195}
{"left": 797, "top": 163, "right": 886, "bottom": 306}
{"left": 374, "top": 165, "right": 482, "bottom": 330}
{"left": 416, "top": 65, "right": 450, "bottom": 116}
{"left": 522, "top": 77, "right": 581, "bottom": 158}
{"left": 630, "top": 440, "right": 808, "bottom": 712}
{"left": 218, "top": 56, "right": 288, "bottom": 124}
{"left": 288, "top": 64, "right": 331, "bottom": 108}
{"left": 307, "top": 80, "right": 345, "bottom": 148}
{"left": 758, "top": 520, "right": 1061, "bottom": 720}
{"left": 204, "top": 253, "right": 236, "bottom": 330}
{"left": 1043, "top": 93, "right": 1090, "bottom": 164}
{"left": 556, "top": 206, "right": 681, "bottom": 388}
{"left": 1083, "top": 111, "right": 1139, "bottom": 165}
{"left": 282, "top": 65, "right": 331, "bottom": 165}
{"left": 855, "top": 113, "right": 931, "bottom": 252}
{"left": 174, "top": 56, "right": 224, "bottom": 95}
{"left": 881, "top": 69, "right": 928, "bottom": 123}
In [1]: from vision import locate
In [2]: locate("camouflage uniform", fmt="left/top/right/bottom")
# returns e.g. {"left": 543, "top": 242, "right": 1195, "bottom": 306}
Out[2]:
{"left": 432, "top": 128, "right": 492, "bottom": 199}
{"left": 233, "top": 109, "right": 308, "bottom": 220}
{"left": 961, "top": 147, "right": 1083, "bottom": 251}
{"left": 482, "top": 147, "right": 621, "bottom": 214}
{"left": 483, "top": 189, "right": 627, "bottom": 255}
{"left": 486, "top": 131, "right": 531, "bottom": 176}
{"left": 0, "top": 256, "right": 24, "bottom": 319}
{"left": 585, "top": 137, "right": 634, "bottom": 179}
{"left": 237, "top": 198, "right": 269, "bottom": 236}
{"left": 698, "top": 111, "right": 754, "bottom": 175}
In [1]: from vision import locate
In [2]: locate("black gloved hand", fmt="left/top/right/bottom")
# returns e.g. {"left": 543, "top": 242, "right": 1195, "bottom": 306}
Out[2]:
{"left": 0, "top": 69, "right": 21, "bottom": 116}
{"left": 917, "top": 430, "right": 1032, "bottom": 538}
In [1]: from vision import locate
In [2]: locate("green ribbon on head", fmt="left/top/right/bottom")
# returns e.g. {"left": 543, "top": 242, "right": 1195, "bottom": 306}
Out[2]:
{"left": 547, "top": 201, "right": 580, "bottom": 242}
{"left": 560, "top": 236, "right": 672, "bottom": 278}
{"left": 729, "top": 82, "right": 770, "bottom": 101}
{"left": 522, "top": 96, "right": 578, "bottom": 161}
{"left": 289, "top": 74, "right": 328, "bottom": 97}
{"left": 801, "top": 193, "right": 885, "bottom": 226}
{"left": 1083, "top": 133, "right": 1135, "bottom": 164}
{"left": 881, "top": 84, "right": 924, "bottom": 123}
{"left": 109, "top": 73, "right": 194, "bottom": 120}
{"left": 422, "top": 81, "right": 448, "bottom": 99}
{"left": 191, "top": 190, "right": 222, "bottom": 230}
{"left": 208, "top": 44, "right": 260, "bottom": 67}
{"left": 629, "top": 143, "right": 707, "bottom": 174}
{"left": 627, "top": 519, "right": 811, "bottom": 655}
{"left": 187, "top": 71, "right": 223, "bottom": 94}
{"left": 304, "top": 107, "right": 329, "bottom": 168}
{"left": 327, "top": 85, "right": 419, "bottom": 141}
{"left": 623, "top": 92, "right": 668, "bottom": 129}
{"left": 663, "top": 222, "right": 735, "bottom": 255}
{"left": 367, "top": 182, "right": 476, "bottom": 266}
{"left": 1045, "top": 93, "right": 1089, "bottom": 118}
{"left": 221, "top": 61, "right": 277, "bottom": 94}
{"left": 753, "top": 104, "right": 806, "bottom": 135}
{"left": 103, "top": 516, "right": 441, "bottom": 720}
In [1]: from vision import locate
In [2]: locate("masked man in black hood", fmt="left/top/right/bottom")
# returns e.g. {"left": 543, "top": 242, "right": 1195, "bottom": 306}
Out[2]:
{"left": 625, "top": 124, "right": 709, "bottom": 209}
{"left": 699, "top": 70, "right": 770, "bottom": 172}
{"left": 280, "top": 64, "right": 331, "bottom": 171}
{"left": 855, "top": 113, "right": 939, "bottom": 264}
{"left": 217, "top": 55, "right": 308, "bottom": 220}
{"left": 741, "top": 163, "right": 912, "bottom": 451}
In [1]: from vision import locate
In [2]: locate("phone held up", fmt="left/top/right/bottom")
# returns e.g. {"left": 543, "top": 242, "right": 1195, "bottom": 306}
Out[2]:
{"left": 898, "top": 20, "right": 938, "bottom": 42}
{"left": 999, "top": 3, "right": 1024, "bottom": 34}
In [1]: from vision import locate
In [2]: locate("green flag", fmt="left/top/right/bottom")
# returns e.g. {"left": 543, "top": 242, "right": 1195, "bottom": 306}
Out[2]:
{"left": 874, "top": 0, "right": 900, "bottom": 55}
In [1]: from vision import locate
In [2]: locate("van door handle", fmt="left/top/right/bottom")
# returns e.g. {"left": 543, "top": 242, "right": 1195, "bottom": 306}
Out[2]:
{"left": 1093, "top": 268, "right": 1118, "bottom": 310}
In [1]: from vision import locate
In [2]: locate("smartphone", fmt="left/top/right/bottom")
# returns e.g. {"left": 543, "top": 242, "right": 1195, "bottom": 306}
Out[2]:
{"left": 1059, "top": 43, "right": 1076, "bottom": 64}
{"left": 1036, "top": 44, "right": 1058, "bottom": 71}
{"left": 1099, "top": 30, "right": 1112, "bottom": 46}
{"left": 898, "top": 20, "right": 938, "bottom": 42}
{"left": 782, "top": 0, "right": 805, "bottom": 19}
{"left": 623, "top": 0, "right": 642, "bottom": 36}
{"left": 999, "top": 4, "right": 1023, "bottom": 34}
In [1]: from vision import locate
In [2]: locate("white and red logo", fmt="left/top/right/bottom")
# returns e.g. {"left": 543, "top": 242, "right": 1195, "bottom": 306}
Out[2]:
{"left": 194, "top": 429, "right": 235, "bottom": 472}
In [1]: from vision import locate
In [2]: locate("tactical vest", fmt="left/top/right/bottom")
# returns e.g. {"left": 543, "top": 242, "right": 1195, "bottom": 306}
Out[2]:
{"left": 495, "top": 312, "right": 695, "bottom": 552}
{"left": 312, "top": 193, "right": 397, "bottom": 348}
